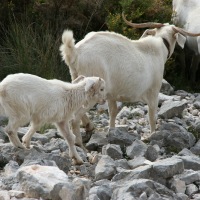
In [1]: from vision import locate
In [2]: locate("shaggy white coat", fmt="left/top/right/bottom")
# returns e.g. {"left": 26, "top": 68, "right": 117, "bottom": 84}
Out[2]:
{"left": 0, "top": 73, "right": 106, "bottom": 165}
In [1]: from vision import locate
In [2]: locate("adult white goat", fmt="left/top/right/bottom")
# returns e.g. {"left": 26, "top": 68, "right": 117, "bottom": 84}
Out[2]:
{"left": 172, "top": 0, "right": 200, "bottom": 83}
{"left": 60, "top": 14, "right": 200, "bottom": 135}
{"left": 0, "top": 73, "right": 106, "bottom": 165}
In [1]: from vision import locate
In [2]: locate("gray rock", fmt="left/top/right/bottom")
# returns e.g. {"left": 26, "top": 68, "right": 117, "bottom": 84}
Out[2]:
{"left": 17, "top": 165, "right": 69, "bottom": 199}
{"left": 145, "top": 145, "right": 159, "bottom": 162}
{"left": 185, "top": 184, "right": 198, "bottom": 197}
{"left": 160, "top": 122, "right": 196, "bottom": 152}
{"left": 95, "top": 155, "right": 116, "bottom": 181}
{"left": 107, "top": 126, "right": 140, "bottom": 148}
{"left": 21, "top": 147, "right": 72, "bottom": 173}
{"left": 127, "top": 156, "right": 151, "bottom": 170}
{"left": 0, "top": 127, "right": 8, "bottom": 142}
{"left": 190, "top": 140, "right": 200, "bottom": 156}
{"left": 160, "top": 79, "right": 174, "bottom": 95}
{"left": 112, "top": 165, "right": 152, "bottom": 182}
{"left": 88, "top": 184, "right": 112, "bottom": 200}
{"left": 152, "top": 157, "right": 184, "bottom": 179}
{"left": 86, "top": 132, "right": 108, "bottom": 151}
{"left": 193, "top": 100, "right": 200, "bottom": 109}
{"left": 115, "top": 159, "right": 130, "bottom": 170}
{"left": 4, "top": 161, "right": 19, "bottom": 176}
{"left": 158, "top": 100, "right": 187, "bottom": 119}
{"left": 170, "top": 178, "right": 186, "bottom": 193}
{"left": 111, "top": 179, "right": 178, "bottom": 200}
{"left": 126, "top": 139, "right": 147, "bottom": 159}
{"left": 178, "top": 155, "right": 200, "bottom": 171}
{"left": 176, "top": 193, "right": 189, "bottom": 200}
{"left": 174, "top": 170, "right": 200, "bottom": 185}
{"left": 102, "top": 144, "right": 123, "bottom": 160}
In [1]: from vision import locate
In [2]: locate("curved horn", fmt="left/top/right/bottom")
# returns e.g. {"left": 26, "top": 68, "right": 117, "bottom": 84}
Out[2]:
{"left": 173, "top": 27, "right": 200, "bottom": 37}
{"left": 122, "top": 12, "right": 164, "bottom": 29}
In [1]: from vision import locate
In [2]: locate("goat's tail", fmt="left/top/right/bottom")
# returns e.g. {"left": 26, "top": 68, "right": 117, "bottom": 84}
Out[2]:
{"left": 60, "top": 30, "right": 76, "bottom": 66}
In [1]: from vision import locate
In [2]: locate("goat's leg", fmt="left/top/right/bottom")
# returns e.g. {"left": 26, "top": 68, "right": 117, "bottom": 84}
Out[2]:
{"left": 190, "top": 55, "right": 200, "bottom": 83}
{"left": 5, "top": 119, "right": 24, "bottom": 149}
{"left": 147, "top": 97, "right": 158, "bottom": 134}
{"left": 22, "top": 122, "right": 40, "bottom": 148}
{"left": 107, "top": 99, "right": 118, "bottom": 128}
{"left": 81, "top": 114, "right": 94, "bottom": 132}
{"left": 56, "top": 121, "right": 83, "bottom": 165}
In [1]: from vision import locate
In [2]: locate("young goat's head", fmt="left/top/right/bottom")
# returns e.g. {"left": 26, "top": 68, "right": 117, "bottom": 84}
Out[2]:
{"left": 73, "top": 75, "right": 106, "bottom": 106}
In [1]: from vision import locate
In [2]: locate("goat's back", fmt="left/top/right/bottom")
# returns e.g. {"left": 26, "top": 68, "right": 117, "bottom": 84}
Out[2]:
{"left": 72, "top": 32, "right": 165, "bottom": 102}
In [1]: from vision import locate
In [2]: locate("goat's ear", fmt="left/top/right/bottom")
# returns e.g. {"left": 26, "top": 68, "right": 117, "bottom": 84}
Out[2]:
{"left": 140, "top": 29, "right": 156, "bottom": 38}
{"left": 72, "top": 75, "right": 85, "bottom": 83}
{"left": 175, "top": 33, "right": 186, "bottom": 49}
{"left": 85, "top": 79, "right": 95, "bottom": 92}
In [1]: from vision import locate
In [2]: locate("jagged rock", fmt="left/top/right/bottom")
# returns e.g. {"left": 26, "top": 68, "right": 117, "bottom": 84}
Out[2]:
{"left": 4, "top": 161, "right": 19, "bottom": 176}
{"left": 16, "top": 165, "right": 90, "bottom": 200}
{"left": 115, "top": 159, "right": 130, "bottom": 169}
{"left": 185, "top": 184, "right": 198, "bottom": 197}
{"left": 190, "top": 139, "right": 200, "bottom": 156}
{"left": 95, "top": 155, "right": 116, "bottom": 181}
{"left": 112, "top": 165, "right": 152, "bottom": 182}
{"left": 170, "top": 178, "right": 186, "bottom": 193}
{"left": 102, "top": 144, "right": 123, "bottom": 160}
{"left": 145, "top": 145, "right": 159, "bottom": 162}
{"left": 21, "top": 147, "right": 72, "bottom": 173}
{"left": 150, "top": 122, "right": 196, "bottom": 152}
{"left": 160, "top": 79, "right": 174, "bottom": 95}
{"left": 0, "top": 143, "right": 31, "bottom": 166}
{"left": 107, "top": 126, "right": 140, "bottom": 148}
{"left": 152, "top": 157, "right": 184, "bottom": 179}
{"left": 127, "top": 156, "right": 153, "bottom": 170}
{"left": 158, "top": 99, "right": 187, "bottom": 119}
{"left": 0, "top": 127, "right": 8, "bottom": 142}
{"left": 126, "top": 139, "right": 148, "bottom": 159}
{"left": 158, "top": 93, "right": 174, "bottom": 106}
{"left": 111, "top": 179, "right": 178, "bottom": 200}
{"left": 177, "top": 155, "right": 200, "bottom": 171}
{"left": 88, "top": 183, "right": 112, "bottom": 200}
{"left": 174, "top": 170, "right": 200, "bottom": 185}
{"left": 86, "top": 132, "right": 108, "bottom": 151}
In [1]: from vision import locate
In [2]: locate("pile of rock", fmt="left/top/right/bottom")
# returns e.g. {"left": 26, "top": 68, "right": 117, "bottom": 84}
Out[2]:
{"left": 0, "top": 79, "right": 200, "bottom": 200}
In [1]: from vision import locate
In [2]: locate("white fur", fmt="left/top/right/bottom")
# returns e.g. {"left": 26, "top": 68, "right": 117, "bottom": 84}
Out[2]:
{"left": 172, "top": 0, "right": 200, "bottom": 82}
{"left": 0, "top": 73, "right": 106, "bottom": 165}
{"left": 60, "top": 26, "right": 187, "bottom": 134}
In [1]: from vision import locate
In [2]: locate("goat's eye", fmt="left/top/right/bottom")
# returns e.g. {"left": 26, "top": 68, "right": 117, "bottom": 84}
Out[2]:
{"left": 100, "top": 88, "right": 104, "bottom": 91}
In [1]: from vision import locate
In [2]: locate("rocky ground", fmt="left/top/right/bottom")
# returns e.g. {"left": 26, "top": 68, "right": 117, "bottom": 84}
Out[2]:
{"left": 0, "top": 80, "right": 200, "bottom": 200}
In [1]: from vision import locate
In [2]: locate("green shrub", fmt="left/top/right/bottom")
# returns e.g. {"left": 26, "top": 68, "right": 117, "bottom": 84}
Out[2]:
{"left": 0, "top": 19, "right": 69, "bottom": 81}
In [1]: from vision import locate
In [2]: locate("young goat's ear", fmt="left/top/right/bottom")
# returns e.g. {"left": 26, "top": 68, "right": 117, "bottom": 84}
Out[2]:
{"left": 72, "top": 75, "right": 86, "bottom": 84}
{"left": 85, "top": 79, "right": 95, "bottom": 92}
{"left": 175, "top": 33, "right": 186, "bottom": 49}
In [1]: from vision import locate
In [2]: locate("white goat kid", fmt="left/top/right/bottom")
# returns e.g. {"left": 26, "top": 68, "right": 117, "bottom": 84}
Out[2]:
{"left": 172, "top": 0, "right": 200, "bottom": 83}
{"left": 60, "top": 14, "right": 200, "bottom": 135}
{"left": 0, "top": 73, "right": 106, "bottom": 165}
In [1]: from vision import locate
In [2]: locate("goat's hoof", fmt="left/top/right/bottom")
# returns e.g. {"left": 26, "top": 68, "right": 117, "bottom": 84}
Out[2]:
{"left": 72, "top": 159, "right": 84, "bottom": 165}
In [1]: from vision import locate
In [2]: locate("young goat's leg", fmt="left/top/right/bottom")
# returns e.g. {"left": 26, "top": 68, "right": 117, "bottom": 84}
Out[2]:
{"left": 22, "top": 122, "right": 40, "bottom": 148}
{"left": 56, "top": 121, "right": 83, "bottom": 165}
{"left": 5, "top": 119, "right": 24, "bottom": 149}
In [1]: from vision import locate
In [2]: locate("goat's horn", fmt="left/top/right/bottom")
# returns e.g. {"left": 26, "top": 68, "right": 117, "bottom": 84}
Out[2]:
{"left": 122, "top": 12, "right": 164, "bottom": 28}
{"left": 173, "top": 27, "right": 200, "bottom": 37}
